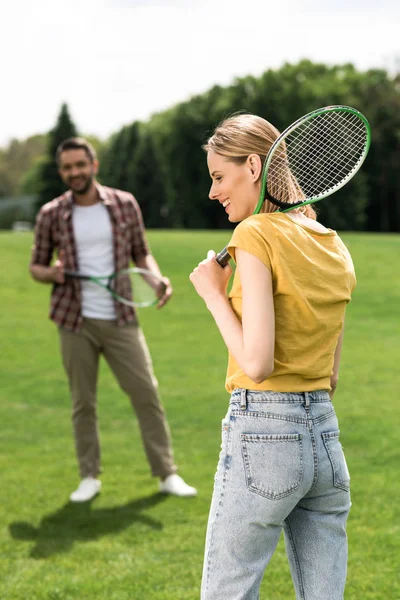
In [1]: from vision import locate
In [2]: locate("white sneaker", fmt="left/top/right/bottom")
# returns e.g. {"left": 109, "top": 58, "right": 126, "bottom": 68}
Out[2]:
{"left": 69, "top": 477, "right": 101, "bottom": 503}
{"left": 159, "top": 474, "right": 197, "bottom": 497}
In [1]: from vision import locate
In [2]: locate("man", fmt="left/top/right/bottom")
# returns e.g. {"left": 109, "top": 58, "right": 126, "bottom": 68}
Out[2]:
{"left": 30, "top": 137, "right": 196, "bottom": 502}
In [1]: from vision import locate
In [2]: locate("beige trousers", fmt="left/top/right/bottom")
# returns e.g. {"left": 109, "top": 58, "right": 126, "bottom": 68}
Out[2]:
{"left": 58, "top": 318, "right": 177, "bottom": 479}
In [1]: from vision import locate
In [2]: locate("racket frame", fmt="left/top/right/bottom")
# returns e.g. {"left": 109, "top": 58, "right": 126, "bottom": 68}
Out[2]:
{"left": 254, "top": 105, "right": 372, "bottom": 214}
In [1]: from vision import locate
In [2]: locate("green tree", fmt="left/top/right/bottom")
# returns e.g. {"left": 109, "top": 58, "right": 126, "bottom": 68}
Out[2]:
{"left": 95, "top": 60, "right": 400, "bottom": 232}
{"left": 353, "top": 69, "right": 400, "bottom": 232}
{"left": 99, "top": 122, "right": 141, "bottom": 191}
{"left": 19, "top": 157, "right": 47, "bottom": 195}
{"left": 34, "top": 103, "right": 78, "bottom": 213}
{"left": 0, "top": 134, "right": 47, "bottom": 197}
{"left": 143, "top": 62, "right": 370, "bottom": 230}
{"left": 127, "top": 128, "right": 169, "bottom": 228}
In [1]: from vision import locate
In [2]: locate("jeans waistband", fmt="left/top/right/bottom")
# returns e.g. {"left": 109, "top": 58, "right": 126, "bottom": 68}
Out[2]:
{"left": 230, "top": 388, "right": 330, "bottom": 409}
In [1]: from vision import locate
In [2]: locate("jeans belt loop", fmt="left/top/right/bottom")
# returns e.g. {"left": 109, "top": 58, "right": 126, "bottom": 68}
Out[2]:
{"left": 240, "top": 389, "right": 247, "bottom": 410}
{"left": 304, "top": 392, "right": 311, "bottom": 408}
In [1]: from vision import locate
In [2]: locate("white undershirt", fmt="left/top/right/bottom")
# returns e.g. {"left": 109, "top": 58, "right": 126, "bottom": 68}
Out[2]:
{"left": 72, "top": 202, "right": 116, "bottom": 319}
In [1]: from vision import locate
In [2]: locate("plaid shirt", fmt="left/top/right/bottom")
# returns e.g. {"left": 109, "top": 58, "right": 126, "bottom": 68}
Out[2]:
{"left": 31, "top": 184, "right": 150, "bottom": 332}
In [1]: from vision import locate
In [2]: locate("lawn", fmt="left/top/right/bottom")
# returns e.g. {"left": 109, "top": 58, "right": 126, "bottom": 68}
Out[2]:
{"left": 0, "top": 230, "right": 399, "bottom": 599}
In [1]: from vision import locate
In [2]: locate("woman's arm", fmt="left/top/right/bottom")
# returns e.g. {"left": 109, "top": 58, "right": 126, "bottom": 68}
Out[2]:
{"left": 190, "top": 249, "right": 275, "bottom": 383}
{"left": 330, "top": 324, "right": 345, "bottom": 399}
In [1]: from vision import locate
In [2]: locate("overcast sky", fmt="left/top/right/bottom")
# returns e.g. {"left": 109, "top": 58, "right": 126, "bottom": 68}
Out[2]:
{"left": 0, "top": 0, "right": 398, "bottom": 146}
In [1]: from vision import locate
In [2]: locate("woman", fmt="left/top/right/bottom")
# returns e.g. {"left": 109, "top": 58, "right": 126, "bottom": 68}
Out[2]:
{"left": 190, "top": 114, "right": 355, "bottom": 600}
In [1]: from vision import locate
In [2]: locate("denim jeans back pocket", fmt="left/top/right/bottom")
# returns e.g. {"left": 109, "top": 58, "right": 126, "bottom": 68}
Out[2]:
{"left": 241, "top": 433, "right": 303, "bottom": 500}
{"left": 322, "top": 430, "right": 350, "bottom": 492}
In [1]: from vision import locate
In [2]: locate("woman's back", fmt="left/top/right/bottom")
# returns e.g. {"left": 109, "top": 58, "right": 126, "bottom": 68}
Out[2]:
{"left": 191, "top": 111, "right": 356, "bottom": 600}
{"left": 226, "top": 212, "right": 356, "bottom": 392}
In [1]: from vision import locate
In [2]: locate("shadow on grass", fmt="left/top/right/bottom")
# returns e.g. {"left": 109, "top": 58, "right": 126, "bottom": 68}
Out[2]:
{"left": 9, "top": 492, "right": 168, "bottom": 559}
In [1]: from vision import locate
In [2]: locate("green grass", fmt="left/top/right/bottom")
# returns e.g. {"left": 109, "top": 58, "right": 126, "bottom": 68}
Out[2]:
{"left": 0, "top": 230, "right": 399, "bottom": 599}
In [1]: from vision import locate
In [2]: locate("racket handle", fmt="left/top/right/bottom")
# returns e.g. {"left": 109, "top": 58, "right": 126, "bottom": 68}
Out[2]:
{"left": 216, "top": 247, "right": 230, "bottom": 267}
{"left": 64, "top": 270, "right": 90, "bottom": 280}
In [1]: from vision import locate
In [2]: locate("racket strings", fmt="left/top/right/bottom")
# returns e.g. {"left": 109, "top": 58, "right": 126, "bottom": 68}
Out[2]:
{"left": 279, "top": 115, "right": 366, "bottom": 198}
{"left": 282, "top": 113, "right": 367, "bottom": 198}
{"left": 291, "top": 136, "right": 364, "bottom": 196}
{"left": 113, "top": 270, "right": 160, "bottom": 308}
{"left": 267, "top": 143, "right": 305, "bottom": 204}
{"left": 288, "top": 114, "right": 366, "bottom": 181}
{"left": 267, "top": 111, "right": 368, "bottom": 203}
{"left": 288, "top": 112, "right": 364, "bottom": 156}
{"left": 287, "top": 113, "right": 366, "bottom": 169}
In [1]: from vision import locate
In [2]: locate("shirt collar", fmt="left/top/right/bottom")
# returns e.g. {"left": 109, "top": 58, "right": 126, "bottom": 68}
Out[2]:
{"left": 61, "top": 181, "right": 111, "bottom": 219}
{"left": 96, "top": 182, "right": 113, "bottom": 205}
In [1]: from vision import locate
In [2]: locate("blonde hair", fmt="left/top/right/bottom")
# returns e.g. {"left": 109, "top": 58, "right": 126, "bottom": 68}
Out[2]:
{"left": 203, "top": 114, "right": 316, "bottom": 219}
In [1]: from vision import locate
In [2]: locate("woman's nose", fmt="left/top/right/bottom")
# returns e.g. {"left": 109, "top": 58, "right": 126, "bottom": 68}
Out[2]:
{"left": 209, "top": 183, "right": 218, "bottom": 200}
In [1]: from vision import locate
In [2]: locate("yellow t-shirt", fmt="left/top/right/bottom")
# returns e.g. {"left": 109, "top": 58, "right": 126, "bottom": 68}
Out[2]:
{"left": 226, "top": 212, "right": 356, "bottom": 393}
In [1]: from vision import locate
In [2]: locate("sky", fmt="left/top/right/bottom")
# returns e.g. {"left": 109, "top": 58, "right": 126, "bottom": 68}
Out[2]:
{"left": 0, "top": 0, "right": 398, "bottom": 146}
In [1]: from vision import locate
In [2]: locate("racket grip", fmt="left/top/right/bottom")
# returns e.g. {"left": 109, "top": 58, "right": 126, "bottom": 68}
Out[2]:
{"left": 216, "top": 247, "right": 230, "bottom": 267}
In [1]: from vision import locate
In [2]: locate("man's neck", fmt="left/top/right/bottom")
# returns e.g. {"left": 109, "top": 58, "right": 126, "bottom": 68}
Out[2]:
{"left": 73, "top": 182, "right": 100, "bottom": 206}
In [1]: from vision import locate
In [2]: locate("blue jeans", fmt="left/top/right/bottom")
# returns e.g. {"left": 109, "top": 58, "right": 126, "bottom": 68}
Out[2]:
{"left": 201, "top": 389, "right": 351, "bottom": 600}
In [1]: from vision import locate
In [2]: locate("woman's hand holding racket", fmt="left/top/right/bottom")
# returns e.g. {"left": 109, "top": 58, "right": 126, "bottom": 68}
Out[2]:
{"left": 190, "top": 250, "right": 232, "bottom": 309}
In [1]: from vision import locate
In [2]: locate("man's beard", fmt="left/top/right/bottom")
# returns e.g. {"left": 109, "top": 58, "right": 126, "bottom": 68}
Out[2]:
{"left": 68, "top": 175, "right": 94, "bottom": 195}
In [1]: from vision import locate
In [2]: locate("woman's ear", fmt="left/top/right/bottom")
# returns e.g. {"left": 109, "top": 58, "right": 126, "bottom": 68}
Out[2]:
{"left": 246, "top": 154, "right": 262, "bottom": 182}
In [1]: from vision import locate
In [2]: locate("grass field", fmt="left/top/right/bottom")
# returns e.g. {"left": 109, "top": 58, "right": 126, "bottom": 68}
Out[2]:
{"left": 0, "top": 230, "right": 399, "bottom": 600}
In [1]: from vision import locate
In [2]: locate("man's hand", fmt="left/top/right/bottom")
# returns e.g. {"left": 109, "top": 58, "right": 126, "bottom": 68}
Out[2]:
{"left": 30, "top": 249, "right": 66, "bottom": 284}
{"left": 156, "top": 276, "right": 172, "bottom": 309}
{"left": 52, "top": 249, "right": 65, "bottom": 284}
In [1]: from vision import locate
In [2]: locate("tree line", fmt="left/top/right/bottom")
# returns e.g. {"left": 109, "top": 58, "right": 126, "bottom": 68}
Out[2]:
{"left": 1, "top": 60, "right": 399, "bottom": 232}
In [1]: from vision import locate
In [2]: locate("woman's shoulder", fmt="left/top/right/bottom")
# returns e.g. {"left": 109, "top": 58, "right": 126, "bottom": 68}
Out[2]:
{"left": 236, "top": 213, "right": 289, "bottom": 240}
{"left": 238, "top": 212, "right": 281, "bottom": 231}
{"left": 229, "top": 214, "right": 282, "bottom": 255}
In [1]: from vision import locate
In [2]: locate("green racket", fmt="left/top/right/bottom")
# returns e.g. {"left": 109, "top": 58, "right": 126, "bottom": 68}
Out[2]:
{"left": 64, "top": 267, "right": 166, "bottom": 308}
{"left": 216, "top": 105, "right": 371, "bottom": 266}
